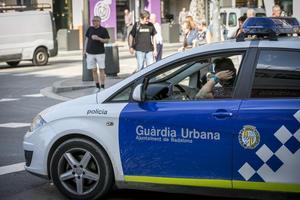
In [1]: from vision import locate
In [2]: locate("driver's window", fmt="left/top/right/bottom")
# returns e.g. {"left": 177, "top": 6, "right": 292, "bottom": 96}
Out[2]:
{"left": 145, "top": 60, "right": 209, "bottom": 101}
{"left": 196, "top": 54, "right": 243, "bottom": 99}
{"left": 144, "top": 53, "right": 244, "bottom": 102}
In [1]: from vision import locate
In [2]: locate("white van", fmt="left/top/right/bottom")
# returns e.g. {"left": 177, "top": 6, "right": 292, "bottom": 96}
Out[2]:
{"left": 220, "top": 7, "right": 266, "bottom": 38}
{"left": 0, "top": 11, "right": 58, "bottom": 66}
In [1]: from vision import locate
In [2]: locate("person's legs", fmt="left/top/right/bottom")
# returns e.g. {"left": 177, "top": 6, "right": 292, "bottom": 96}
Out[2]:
{"left": 99, "top": 69, "right": 105, "bottom": 88}
{"left": 136, "top": 51, "right": 146, "bottom": 71}
{"left": 123, "top": 25, "right": 127, "bottom": 41}
{"left": 86, "top": 53, "right": 99, "bottom": 88}
{"left": 96, "top": 54, "right": 106, "bottom": 89}
{"left": 156, "top": 44, "right": 163, "bottom": 61}
{"left": 92, "top": 68, "right": 99, "bottom": 87}
{"left": 145, "top": 51, "right": 154, "bottom": 66}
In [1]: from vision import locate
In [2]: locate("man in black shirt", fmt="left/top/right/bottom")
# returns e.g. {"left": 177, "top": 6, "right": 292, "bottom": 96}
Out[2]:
{"left": 128, "top": 10, "right": 157, "bottom": 71}
{"left": 84, "top": 16, "right": 110, "bottom": 92}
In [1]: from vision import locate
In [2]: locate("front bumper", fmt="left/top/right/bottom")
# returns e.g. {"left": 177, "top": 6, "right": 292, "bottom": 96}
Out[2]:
{"left": 23, "top": 126, "right": 55, "bottom": 177}
{"left": 23, "top": 139, "right": 48, "bottom": 176}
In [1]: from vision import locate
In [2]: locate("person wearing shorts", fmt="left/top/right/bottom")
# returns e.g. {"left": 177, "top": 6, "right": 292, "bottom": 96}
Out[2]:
{"left": 84, "top": 16, "right": 110, "bottom": 91}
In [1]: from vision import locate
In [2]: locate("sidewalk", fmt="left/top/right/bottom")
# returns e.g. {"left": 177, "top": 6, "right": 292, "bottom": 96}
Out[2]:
{"left": 41, "top": 42, "right": 182, "bottom": 101}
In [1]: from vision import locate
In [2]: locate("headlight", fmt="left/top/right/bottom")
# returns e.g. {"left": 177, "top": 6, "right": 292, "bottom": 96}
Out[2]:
{"left": 30, "top": 115, "right": 47, "bottom": 132}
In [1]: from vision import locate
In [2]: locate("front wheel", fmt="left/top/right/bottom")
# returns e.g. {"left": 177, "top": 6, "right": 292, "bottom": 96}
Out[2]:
{"left": 33, "top": 47, "right": 48, "bottom": 66}
{"left": 50, "top": 138, "right": 113, "bottom": 200}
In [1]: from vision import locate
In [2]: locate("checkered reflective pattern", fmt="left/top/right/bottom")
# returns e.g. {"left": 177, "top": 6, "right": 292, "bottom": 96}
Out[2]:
{"left": 238, "top": 110, "right": 300, "bottom": 182}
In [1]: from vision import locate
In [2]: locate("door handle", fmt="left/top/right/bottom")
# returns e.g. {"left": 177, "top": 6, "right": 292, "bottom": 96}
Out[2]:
{"left": 212, "top": 112, "right": 233, "bottom": 119}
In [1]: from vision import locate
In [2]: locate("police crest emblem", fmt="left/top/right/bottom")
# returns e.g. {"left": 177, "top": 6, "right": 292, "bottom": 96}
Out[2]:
{"left": 239, "top": 125, "right": 260, "bottom": 149}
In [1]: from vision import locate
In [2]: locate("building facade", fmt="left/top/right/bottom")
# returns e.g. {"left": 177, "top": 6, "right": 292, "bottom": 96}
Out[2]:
{"left": 1, "top": 0, "right": 298, "bottom": 44}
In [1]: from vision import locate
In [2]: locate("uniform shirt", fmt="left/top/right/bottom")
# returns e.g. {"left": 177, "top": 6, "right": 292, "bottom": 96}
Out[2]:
{"left": 85, "top": 26, "right": 110, "bottom": 54}
{"left": 130, "top": 22, "right": 157, "bottom": 52}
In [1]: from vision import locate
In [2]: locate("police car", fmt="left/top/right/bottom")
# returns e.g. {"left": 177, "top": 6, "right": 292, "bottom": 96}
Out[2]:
{"left": 23, "top": 17, "right": 300, "bottom": 199}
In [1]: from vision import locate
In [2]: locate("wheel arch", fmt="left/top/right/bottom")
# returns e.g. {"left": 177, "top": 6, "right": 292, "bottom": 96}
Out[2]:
{"left": 47, "top": 133, "right": 115, "bottom": 182}
{"left": 33, "top": 45, "right": 49, "bottom": 57}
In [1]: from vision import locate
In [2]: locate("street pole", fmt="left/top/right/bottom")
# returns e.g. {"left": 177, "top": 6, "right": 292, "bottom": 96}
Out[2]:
{"left": 82, "top": 0, "right": 93, "bottom": 81}
{"left": 211, "top": 0, "right": 221, "bottom": 42}
{"left": 135, "top": 0, "right": 140, "bottom": 22}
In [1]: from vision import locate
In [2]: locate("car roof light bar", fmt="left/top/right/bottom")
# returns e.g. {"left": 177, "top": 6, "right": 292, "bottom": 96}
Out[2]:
{"left": 236, "top": 17, "right": 300, "bottom": 42}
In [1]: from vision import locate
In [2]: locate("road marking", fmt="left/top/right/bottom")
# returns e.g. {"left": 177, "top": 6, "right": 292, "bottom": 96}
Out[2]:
{"left": 12, "top": 73, "right": 29, "bottom": 77}
{"left": 22, "top": 93, "right": 44, "bottom": 98}
{"left": 0, "top": 162, "right": 25, "bottom": 176}
{"left": 0, "top": 123, "right": 30, "bottom": 128}
{"left": 0, "top": 98, "right": 19, "bottom": 102}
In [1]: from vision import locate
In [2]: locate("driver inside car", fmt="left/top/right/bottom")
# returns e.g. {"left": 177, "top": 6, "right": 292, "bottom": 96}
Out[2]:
{"left": 195, "top": 57, "right": 236, "bottom": 99}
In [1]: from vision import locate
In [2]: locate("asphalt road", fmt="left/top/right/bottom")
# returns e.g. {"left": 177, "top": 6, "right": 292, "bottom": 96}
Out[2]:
{"left": 0, "top": 60, "right": 66, "bottom": 200}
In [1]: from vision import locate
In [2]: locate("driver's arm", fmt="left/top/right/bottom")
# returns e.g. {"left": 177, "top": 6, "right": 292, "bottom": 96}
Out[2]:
{"left": 195, "top": 78, "right": 216, "bottom": 99}
{"left": 195, "top": 70, "right": 234, "bottom": 99}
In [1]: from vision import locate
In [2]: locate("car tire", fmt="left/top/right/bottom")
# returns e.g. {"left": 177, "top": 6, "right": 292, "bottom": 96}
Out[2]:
{"left": 33, "top": 47, "right": 48, "bottom": 66}
{"left": 6, "top": 61, "right": 20, "bottom": 67}
{"left": 50, "top": 138, "right": 114, "bottom": 200}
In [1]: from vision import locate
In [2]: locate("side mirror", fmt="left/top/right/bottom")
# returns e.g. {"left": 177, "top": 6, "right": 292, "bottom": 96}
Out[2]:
{"left": 132, "top": 83, "right": 143, "bottom": 102}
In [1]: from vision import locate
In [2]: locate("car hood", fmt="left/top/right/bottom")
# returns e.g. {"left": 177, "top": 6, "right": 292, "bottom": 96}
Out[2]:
{"left": 40, "top": 94, "right": 99, "bottom": 122}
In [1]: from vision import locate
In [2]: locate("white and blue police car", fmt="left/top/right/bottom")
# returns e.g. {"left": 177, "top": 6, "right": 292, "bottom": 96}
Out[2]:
{"left": 23, "top": 17, "right": 300, "bottom": 199}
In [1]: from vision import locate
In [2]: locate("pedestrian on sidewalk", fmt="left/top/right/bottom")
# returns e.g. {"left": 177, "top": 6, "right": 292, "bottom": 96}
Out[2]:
{"left": 272, "top": 5, "right": 282, "bottom": 17}
{"left": 233, "top": 16, "right": 247, "bottom": 38}
{"left": 150, "top": 13, "right": 163, "bottom": 61}
{"left": 123, "top": 9, "right": 133, "bottom": 41}
{"left": 84, "top": 16, "right": 110, "bottom": 92}
{"left": 193, "top": 19, "right": 207, "bottom": 47}
{"left": 178, "top": 20, "right": 197, "bottom": 51}
{"left": 247, "top": 8, "right": 256, "bottom": 18}
{"left": 128, "top": 10, "right": 157, "bottom": 71}
{"left": 178, "top": 8, "right": 188, "bottom": 34}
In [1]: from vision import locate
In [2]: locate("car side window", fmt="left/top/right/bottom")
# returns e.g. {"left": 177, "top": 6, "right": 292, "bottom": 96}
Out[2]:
{"left": 195, "top": 55, "right": 242, "bottom": 99}
{"left": 143, "top": 53, "right": 244, "bottom": 102}
{"left": 251, "top": 50, "right": 300, "bottom": 98}
{"left": 108, "top": 85, "right": 133, "bottom": 102}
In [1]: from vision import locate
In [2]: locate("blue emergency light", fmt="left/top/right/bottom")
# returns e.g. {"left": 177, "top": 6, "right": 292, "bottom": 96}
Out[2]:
{"left": 237, "top": 17, "right": 300, "bottom": 41}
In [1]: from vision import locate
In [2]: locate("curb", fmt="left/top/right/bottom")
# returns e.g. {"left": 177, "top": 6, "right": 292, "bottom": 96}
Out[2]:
{"left": 52, "top": 74, "right": 131, "bottom": 94}
{"left": 41, "top": 87, "right": 71, "bottom": 102}
{"left": 52, "top": 79, "right": 94, "bottom": 93}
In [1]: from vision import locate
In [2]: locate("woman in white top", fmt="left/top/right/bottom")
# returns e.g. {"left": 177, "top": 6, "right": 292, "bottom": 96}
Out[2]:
{"left": 150, "top": 13, "right": 163, "bottom": 61}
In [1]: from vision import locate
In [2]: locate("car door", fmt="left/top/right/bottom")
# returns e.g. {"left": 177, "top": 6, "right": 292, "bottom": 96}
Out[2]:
{"left": 233, "top": 50, "right": 300, "bottom": 193}
{"left": 119, "top": 53, "right": 245, "bottom": 188}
